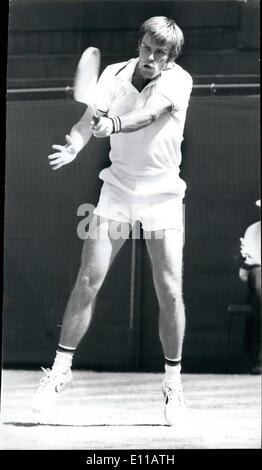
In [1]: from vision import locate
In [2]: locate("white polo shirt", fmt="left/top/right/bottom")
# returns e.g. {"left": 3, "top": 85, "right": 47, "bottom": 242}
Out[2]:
{"left": 95, "top": 57, "right": 192, "bottom": 195}
{"left": 242, "top": 221, "right": 261, "bottom": 266}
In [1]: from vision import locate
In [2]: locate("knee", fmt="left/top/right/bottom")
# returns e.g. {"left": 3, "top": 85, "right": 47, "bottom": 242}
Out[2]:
{"left": 76, "top": 268, "right": 104, "bottom": 298}
{"left": 158, "top": 282, "right": 184, "bottom": 312}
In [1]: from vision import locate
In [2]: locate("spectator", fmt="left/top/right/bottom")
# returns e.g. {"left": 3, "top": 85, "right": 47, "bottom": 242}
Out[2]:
{"left": 239, "top": 200, "right": 261, "bottom": 374}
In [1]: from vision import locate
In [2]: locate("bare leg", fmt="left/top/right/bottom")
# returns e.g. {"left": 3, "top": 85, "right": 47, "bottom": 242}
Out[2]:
{"left": 33, "top": 216, "right": 132, "bottom": 411}
{"left": 60, "top": 216, "right": 132, "bottom": 348}
{"left": 145, "top": 229, "right": 186, "bottom": 425}
{"left": 145, "top": 229, "right": 185, "bottom": 360}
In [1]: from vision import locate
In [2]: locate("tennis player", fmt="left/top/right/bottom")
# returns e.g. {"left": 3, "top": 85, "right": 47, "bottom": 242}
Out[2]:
{"left": 33, "top": 16, "right": 193, "bottom": 426}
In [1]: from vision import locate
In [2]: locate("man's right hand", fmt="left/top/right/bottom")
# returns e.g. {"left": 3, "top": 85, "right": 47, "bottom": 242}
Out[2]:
{"left": 239, "top": 267, "right": 249, "bottom": 282}
{"left": 48, "top": 135, "right": 78, "bottom": 170}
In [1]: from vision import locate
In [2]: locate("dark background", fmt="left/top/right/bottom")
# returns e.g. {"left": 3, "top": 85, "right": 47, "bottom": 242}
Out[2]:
{"left": 3, "top": 0, "right": 260, "bottom": 372}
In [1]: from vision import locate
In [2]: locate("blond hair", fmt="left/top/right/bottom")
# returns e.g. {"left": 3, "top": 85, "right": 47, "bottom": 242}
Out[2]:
{"left": 139, "top": 16, "right": 184, "bottom": 61}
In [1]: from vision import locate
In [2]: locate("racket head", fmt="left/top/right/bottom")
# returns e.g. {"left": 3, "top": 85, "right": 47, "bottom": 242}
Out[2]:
{"left": 73, "top": 47, "right": 101, "bottom": 109}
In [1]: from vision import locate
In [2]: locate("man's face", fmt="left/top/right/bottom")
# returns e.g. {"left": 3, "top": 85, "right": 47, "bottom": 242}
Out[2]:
{"left": 138, "top": 33, "right": 169, "bottom": 80}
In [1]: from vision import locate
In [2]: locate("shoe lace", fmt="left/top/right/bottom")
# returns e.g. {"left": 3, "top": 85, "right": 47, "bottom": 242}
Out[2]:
{"left": 37, "top": 367, "right": 58, "bottom": 392}
{"left": 165, "top": 385, "right": 184, "bottom": 405}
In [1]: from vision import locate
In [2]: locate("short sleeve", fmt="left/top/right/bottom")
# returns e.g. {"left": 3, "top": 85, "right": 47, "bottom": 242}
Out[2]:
{"left": 155, "top": 68, "right": 193, "bottom": 111}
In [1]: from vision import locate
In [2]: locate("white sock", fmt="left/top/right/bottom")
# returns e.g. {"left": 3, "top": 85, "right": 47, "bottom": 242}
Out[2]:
{"left": 164, "top": 363, "right": 181, "bottom": 384}
{"left": 52, "top": 350, "right": 73, "bottom": 373}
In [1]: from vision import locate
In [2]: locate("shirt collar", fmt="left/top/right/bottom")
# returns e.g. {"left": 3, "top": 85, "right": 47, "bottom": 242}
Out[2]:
{"left": 115, "top": 58, "right": 138, "bottom": 82}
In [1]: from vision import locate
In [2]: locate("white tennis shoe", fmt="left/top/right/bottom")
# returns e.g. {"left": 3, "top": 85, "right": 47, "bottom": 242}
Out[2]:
{"left": 162, "top": 377, "right": 186, "bottom": 426}
{"left": 32, "top": 366, "right": 72, "bottom": 412}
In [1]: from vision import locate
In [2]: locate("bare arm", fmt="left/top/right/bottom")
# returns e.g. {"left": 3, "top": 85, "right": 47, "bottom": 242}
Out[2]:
{"left": 69, "top": 107, "right": 94, "bottom": 151}
{"left": 92, "top": 93, "right": 173, "bottom": 138}
{"left": 48, "top": 107, "right": 96, "bottom": 170}
{"left": 120, "top": 94, "right": 173, "bottom": 132}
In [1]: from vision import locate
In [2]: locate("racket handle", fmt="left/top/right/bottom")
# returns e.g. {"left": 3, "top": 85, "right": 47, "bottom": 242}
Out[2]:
{"left": 93, "top": 116, "right": 100, "bottom": 125}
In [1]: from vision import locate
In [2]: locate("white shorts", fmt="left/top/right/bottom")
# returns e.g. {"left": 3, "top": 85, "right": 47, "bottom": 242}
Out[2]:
{"left": 93, "top": 167, "right": 186, "bottom": 232}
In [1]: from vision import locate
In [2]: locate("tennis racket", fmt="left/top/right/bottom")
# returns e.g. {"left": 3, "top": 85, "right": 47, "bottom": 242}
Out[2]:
{"left": 73, "top": 46, "right": 101, "bottom": 124}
